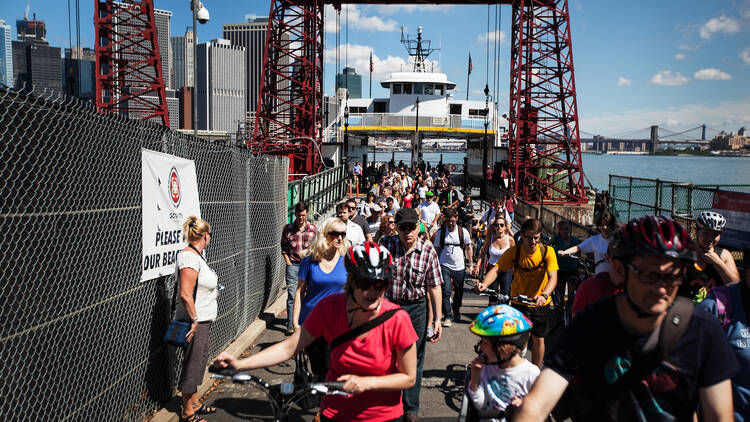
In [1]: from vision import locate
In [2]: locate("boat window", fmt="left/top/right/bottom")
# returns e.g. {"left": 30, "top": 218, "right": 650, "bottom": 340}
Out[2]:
{"left": 450, "top": 104, "right": 462, "bottom": 115}
{"left": 392, "top": 84, "right": 402, "bottom": 94}
{"left": 435, "top": 85, "right": 444, "bottom": 95}
{"left": 424, "top": 84, "right": 434, "bottom": 95}
{"left": 469, "top": 109, "right": 488, "bottom": 117}
{"left": 413, "top": 83, "right": 424, "bottom": 95}
{"left": 373, "top": 101, "right": 387, "bottom": 112}
{"left": 403, "top": 83, "right": 412, "bottom": 95}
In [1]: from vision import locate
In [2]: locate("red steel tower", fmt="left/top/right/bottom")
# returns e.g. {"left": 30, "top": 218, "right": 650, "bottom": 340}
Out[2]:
{"left": 94, "top": 0, "right": 170, "bottom": 126}
{"left": 252, "top": 0, "right": 325, "bottom": 178}
{"left": 508, "top": 0, "right": 585, "bottom": 204}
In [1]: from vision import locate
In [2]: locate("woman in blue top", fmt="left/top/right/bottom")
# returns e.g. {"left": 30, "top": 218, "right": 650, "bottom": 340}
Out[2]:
{"left": 292, "top": 217, "right": 350, "bottom": 380}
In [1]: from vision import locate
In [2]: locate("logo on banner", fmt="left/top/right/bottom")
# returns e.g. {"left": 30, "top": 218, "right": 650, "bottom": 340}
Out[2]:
{"left": 169, "top": 167, "right": 181, "bottom": 207}
{"left": 713, "top": 195, "right": 719, "bottom": 206}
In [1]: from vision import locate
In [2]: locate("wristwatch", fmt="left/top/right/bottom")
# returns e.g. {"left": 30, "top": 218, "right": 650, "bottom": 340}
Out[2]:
{"left": 191, "top": 316, "right": 199, "bottom": 322}
{"left": 540, "top": 293, "right": 549, "bottom": 300}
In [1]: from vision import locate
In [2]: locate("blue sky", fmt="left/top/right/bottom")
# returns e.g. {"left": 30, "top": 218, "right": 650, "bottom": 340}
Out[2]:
{"left": 5, "top": 0, "right": 749, "bottom": 136}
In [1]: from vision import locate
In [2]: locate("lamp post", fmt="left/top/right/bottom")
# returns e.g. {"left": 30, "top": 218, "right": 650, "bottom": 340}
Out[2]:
{"left": 482, "top": 85, "right": 490, "bottom": 198}
{"left": 191, "top": 0, "right": 210, "bottom": 137}
{"left": 413, "top": 97, "right": 420, "bottom": 170}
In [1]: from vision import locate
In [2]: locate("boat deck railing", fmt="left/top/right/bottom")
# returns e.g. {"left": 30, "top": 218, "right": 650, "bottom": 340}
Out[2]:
{"left": 344, "top": 113, "right": 498, "bottom": 133}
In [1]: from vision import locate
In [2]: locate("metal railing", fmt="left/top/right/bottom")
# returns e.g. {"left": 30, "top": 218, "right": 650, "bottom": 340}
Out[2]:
{"left": 608, "top": 175, "right": 750, "bottom": 222}
{"left": 346, "top": 113, "right": 498, "bottom": 132}
{"left": 287, "top": 165, "right": 348, "bottom": 223}
{"left": 0, "top": 86, "right": 289, "bottom": 421}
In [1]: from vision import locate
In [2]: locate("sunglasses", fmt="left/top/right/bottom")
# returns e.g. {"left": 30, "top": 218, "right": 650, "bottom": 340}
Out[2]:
{"left": 398, "top": 223, "right": 417, "bottom": 232}
{"left": 352, "top": 277, "right": 389, "bottom": 291}
{"left": 327, "top": 231, "right": 347, "bottom": 238}
{"left": 348, "top": 206, "right": 357, "bottom": 210}
{"left": 627, "top": 263, "right": 685, "bottom": 286}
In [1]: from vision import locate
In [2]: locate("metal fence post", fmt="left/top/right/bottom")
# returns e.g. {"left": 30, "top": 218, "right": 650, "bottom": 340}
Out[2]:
{"left": 670, "top": 184, "right": 676, "bottom": 217}
{"left": 687, "top": 184, "right": 694, "bottom": 217}
{"left": 655, "top": 179, "right": 662, "bottom": 216}
{"left": 627, "top": 177, "right": 633, "bottom": 220}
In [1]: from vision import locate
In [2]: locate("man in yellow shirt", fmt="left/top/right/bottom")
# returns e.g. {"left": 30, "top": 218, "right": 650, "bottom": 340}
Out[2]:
{"left": 477, "top": 218, "right": 558, "bottom": 367}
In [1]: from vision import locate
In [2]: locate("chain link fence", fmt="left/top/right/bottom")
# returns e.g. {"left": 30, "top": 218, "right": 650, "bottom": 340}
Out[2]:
{"left": 1, "top": 86, "right": 289, "bottom": 421}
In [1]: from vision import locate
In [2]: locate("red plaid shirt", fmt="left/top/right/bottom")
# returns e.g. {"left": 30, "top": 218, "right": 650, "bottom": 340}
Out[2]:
{"left": 379, "top": 236, "right": 443, "bottom": 302}
{"left": 281, "top": 221, "right": 316, "bottom": 264}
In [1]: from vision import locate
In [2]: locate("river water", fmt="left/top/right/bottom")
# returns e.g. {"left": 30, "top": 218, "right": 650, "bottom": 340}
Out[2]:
{"left": 372, "top": 151, "right": 750, "bottom": 191}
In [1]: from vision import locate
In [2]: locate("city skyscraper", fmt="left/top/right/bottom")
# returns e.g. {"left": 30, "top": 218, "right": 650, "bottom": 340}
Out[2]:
{"left": 196, "top": 39, "right": 246, "bottom": 132}
{"left": 153, "top": 9, "right": 172, "bottom": 90}
{"left": 63, "top": 47, "right": 96, "bottom": 100}
{"left": 184, "top": 28, "right": 194, "bottom": 87}
{"left": 170, "top": 35, "right": 185, "bottom": 90}
{"left": 336, "top": 67, "right": 362, "bottom": 99}
{"left": 222, "top": 15, "right": 269, "bottom": 113}
{"left": 0, "top": 19, "right": 12, "bottom": 87}
{"left": 16, "top": 14, "right": 46, "bottom": 43}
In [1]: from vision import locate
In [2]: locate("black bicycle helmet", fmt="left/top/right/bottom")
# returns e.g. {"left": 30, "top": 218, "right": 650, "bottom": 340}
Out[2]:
{"left": 345, "top": 241, "right": 394, "bottom": 280}
{"left": 695, "top": 211, "right": 727, "bottom": 233}
{"left": 609, "top": 216, "right": 696, "bottom": 262}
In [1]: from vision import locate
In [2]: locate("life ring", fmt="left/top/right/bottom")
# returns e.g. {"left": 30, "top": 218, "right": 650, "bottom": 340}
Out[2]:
{"left": 450, "top": 164, "right": 457, "bottom": 172}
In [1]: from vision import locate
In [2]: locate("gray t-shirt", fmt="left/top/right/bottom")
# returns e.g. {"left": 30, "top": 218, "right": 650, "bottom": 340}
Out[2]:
{"left": 351, "top": 214, "right": 371, "bottom": 235}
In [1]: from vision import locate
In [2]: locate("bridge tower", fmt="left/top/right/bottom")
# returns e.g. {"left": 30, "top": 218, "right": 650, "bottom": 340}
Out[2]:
{"left": 94, "top": 0, "right": 169, "bottom": 126}
{"left": 649, "top": 125, "right": 659, "bottom": 154}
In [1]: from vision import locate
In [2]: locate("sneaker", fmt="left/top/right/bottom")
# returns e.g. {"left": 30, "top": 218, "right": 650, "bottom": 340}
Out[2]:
{"left": 452, "top": 308, "right": 462, "bottom": 322}
{"left": 426, "top": 325, "right": 434, "bottom": 339}
{"left": 442, "top": 318, "right": 453, "bottom": 327}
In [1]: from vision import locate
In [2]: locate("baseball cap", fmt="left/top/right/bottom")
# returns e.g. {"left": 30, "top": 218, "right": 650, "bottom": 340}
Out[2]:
{"left": 371, "top": 203, "right": 382, "bottom": 212}
{"left": 395, "top": 208, "right": 419, "bottom": 225}
{"left": 425, "top": 191, "right": 435, "bottom": 197}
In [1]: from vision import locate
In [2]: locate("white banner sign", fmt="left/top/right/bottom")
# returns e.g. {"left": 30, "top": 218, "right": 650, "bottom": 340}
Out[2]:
{"left": 141, "top": 148, "right": 201, "bottom": 282}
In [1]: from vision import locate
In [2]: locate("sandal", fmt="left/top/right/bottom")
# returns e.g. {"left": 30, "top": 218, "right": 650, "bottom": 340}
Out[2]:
{"left": 195, "top": 404, "right": 217, "bottom": 415}
{"left": 180, "top": 414, "right": 207, "bottom": 422}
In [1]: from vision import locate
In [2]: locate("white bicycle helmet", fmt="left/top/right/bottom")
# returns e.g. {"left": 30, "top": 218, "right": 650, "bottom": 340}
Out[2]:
{"left": 695, "top": 211, "right": 727, "bottom": 232}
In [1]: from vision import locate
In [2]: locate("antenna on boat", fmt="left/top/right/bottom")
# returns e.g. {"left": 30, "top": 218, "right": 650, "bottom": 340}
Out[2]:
{"left": 401, "top": 25, "right": 439, "bottom": 73}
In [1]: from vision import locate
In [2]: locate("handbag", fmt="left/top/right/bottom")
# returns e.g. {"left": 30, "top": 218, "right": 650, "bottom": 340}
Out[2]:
{"left": 163, "top": 247, "right": 201, "bottom": 347}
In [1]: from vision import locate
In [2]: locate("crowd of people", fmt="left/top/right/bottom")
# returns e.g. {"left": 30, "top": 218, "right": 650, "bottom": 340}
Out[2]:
{"left": 175, "top": 161, "right": 748, "bottom": 422}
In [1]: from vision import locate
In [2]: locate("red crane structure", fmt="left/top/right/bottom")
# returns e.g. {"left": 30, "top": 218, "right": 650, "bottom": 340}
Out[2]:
{"left": 253, "top": 0, "right": 585, "bottom": 203}
{"left": 94, "top": 0, "right": 170, "bottom": 126}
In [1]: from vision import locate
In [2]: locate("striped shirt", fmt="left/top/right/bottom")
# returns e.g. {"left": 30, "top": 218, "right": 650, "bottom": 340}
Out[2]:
{"left": 281, "top": 222, "right": 317, "bottom": 264}
{"left": 379, "top": 236, "right": 443, "bottom": 302}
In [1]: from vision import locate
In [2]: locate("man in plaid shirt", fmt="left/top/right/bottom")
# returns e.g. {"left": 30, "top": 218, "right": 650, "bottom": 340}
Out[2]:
{"left": 379, "top": 207, "right": 443, "bottom": 422}
{"left": 280, "top": 201, "right": 316, "bottom": 334}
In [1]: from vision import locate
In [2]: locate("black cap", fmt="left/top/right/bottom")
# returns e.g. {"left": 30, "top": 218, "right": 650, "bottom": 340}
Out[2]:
{"left": 395, "top": 208, "right": 419, "bottom": 225}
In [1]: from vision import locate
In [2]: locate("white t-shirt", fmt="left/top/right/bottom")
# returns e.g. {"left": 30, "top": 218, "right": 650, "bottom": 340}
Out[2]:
{"left": 346, "top": 220, "right": 366, "bottom": 245}
{"left": 175, "top": 250, "right": 219, "bottom": 322}
{"left": 578, "top": 234, "right": 610, "bottom": 274}
{"left": 417, "top": 185, "right": 428, "bottom": 200}
{"left": 433, "top": 226, "right": 472, "bottom": 271}
{"left": 359, "top": 202, "right": 373, "bottom": 218}
{"left": 467, "top": 360, "right": 540, "bottom": 422}
{"left": 419, "top": 201, "right": 441, "bottom": 226}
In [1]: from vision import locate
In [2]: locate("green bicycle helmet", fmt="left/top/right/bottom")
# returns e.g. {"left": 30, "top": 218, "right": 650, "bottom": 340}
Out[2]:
{"left": 470, "top": 305, "right": 532, "bottom": 348}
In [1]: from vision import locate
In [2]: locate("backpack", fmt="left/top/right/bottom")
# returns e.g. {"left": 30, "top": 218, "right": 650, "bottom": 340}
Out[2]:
{"left": 513, "top": 242, "right": 548, "bottom": 272}
{"left": 436, "top": 225, "right": 466, "bottom": 255}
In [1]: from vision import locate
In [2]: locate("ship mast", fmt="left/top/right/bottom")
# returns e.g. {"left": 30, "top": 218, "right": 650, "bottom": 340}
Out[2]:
{"left": 401, "top": 26, "right": 439, "bottom": 73}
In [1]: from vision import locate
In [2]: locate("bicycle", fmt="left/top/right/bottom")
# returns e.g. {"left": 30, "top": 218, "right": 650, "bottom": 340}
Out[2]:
{"left": 457, "top": 291, "right": 536, "bottom": 422}
{"left": 208, "top": 366, "right": 351, "bottom": 422}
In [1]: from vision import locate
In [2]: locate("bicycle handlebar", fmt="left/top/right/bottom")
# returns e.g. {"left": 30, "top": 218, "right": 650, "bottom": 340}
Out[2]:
{"left": 477, "top": 290, "right": 537, "bottom": 306}
{"left": 209, "top": 366, "right": 349, "bottom": 396}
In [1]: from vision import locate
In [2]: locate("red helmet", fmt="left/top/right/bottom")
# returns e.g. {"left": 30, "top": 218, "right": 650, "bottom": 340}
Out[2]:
{"left": 609, "top": 216, "right": 696, "bottom": 262}
{"left": 345, "top": 241, "right": 394, "bottom": 280}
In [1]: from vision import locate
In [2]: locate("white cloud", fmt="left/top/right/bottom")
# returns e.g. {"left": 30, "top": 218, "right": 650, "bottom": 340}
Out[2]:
{"left": 616, "top": 77, "right": 632, "bottom": 87}
{"left": 675, "top": 53, "right": 686, "bottom": 60}
{"left": 694, "top": 68, "right": 732, "bottom": 80}
{"left": 324, "top": 5, "right": 398, "bottom": 33}
{"left": 741, "top": 0, "right": 750, "bottom": 20}
{"left": 699, "top": 15, "right": 741, "bottom": 39}
{"left": 741, "top": 47, "right": 750, "bottom": 65}
{"left": 324, "top": 43, "right": 412, "bottom": 80}
{"left": 477, "top": 30, "right": 507, "bottom": 44}
{"left": 580, "top": 99, "right": 750, "bottom": 136}
{"left": 650, "top": 70, "right": 690, "bottom": 86}
{"left": 371, "top": 5, "right": 450, "bottom": 15}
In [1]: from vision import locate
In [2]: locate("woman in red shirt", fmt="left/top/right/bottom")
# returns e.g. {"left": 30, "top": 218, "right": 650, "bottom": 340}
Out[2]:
{"left": 214, "top": 242, "right": 417, "bottom": 422}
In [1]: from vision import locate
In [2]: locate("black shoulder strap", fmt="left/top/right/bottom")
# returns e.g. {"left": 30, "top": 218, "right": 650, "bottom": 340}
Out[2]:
{"left": 437, "top": 226, "right": 447, "bottom": 254}
{"left": 458, "top": 225, "right": 465, "bottom": 250}
{"left": 514, "top": 244, "right": 547, "bottom": 272}
{"left": 657, "top": 296, "right": 693, "bottom": 361}
{"left": 330, "top": 309, "right": 400, "bottom": 350}
{"left": 514, "top": 243, "right": 521, "bottom": 269}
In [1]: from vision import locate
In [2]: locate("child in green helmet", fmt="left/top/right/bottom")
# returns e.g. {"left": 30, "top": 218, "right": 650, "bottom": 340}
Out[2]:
{"left": 468, "top": 304, "right": 540, "bottom": 420}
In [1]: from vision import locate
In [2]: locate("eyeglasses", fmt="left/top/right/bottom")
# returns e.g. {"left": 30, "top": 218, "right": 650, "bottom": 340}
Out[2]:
{"left": 348, "top": 206, "right": 357, "bottom": 210}
{"left": 398, "top": 223, "right": 417, "bottom": 232}
{"left": 627, "top": 263, "right": 685, "bottom": 286}
{"left": 327, "top": 231, "right": 347, "bottom": 238}
{"left": 352, "top": 277, "right": 389, "bottom": 291}
{"left": 207, "top": 231, "right": 213, "bottom": 237}
{"left": 495, "top": 223, "right": 505, "bottom": 227}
